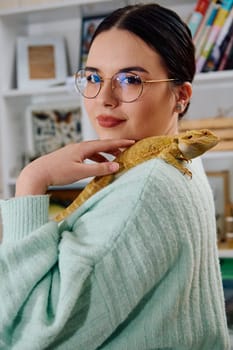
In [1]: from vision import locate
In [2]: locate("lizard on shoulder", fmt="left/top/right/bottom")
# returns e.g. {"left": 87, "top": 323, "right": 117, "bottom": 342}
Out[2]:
{"left": 53, "top": 129, "right": 219, "bottom": 222}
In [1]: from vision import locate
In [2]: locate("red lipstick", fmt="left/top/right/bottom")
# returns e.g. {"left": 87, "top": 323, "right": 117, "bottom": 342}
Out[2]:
{"left": 96, "top": 115, "right": 126, "bottom": 128}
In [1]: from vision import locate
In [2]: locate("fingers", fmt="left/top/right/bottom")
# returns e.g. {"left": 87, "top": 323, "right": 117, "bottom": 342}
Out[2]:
{"left": 75, "top": 161, "right": 120, "bottom": 180}
{"left": 15, "top": 139, "right": 135, "bottom": 196}
{"left": 79, "top": 139, "right": 135, "bottom": 160}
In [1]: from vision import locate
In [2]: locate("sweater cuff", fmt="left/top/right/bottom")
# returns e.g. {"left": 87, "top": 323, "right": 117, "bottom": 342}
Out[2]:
{"left": 0, "top": 195, "right": 50, "bottom": 242}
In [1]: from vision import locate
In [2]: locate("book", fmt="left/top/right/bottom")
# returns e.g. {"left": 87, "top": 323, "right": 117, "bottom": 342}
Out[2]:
{"left": 187, "top": 0, "right": 210, "bottom": 38}
{"left": 218, "top": 34, "right": 233, "bottom": 69}
{"left": 196, "top": 0, "right": 233, "bottom": 72}
{"left": 195, "top": 0, "right": 221, "bottom": 59}
{"left": 202, "top": 7, "right": 233, "bottom": 71}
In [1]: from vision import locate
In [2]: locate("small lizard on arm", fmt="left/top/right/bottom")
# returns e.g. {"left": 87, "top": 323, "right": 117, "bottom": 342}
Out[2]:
{"left": 53, "top": 129, "right": 219, "bottom": 222}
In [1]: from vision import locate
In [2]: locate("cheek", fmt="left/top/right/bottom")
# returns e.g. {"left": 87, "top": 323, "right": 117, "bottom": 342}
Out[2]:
{"left": 84, "top": 100, "right": 96, "bottom": 123}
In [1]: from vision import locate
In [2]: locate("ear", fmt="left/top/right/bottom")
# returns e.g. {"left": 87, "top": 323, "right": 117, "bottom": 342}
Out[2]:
{"left": 174, "top": 82, "right": 192, "bottom": 114}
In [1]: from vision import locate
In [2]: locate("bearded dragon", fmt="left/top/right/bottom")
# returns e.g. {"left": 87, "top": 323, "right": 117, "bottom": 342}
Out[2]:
{"left": 53, "top": 129, "right": 219, "bottom": 222}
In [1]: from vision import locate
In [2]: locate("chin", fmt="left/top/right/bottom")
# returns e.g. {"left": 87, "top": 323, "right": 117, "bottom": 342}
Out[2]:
{"left": 97, "top": 130, "right": 126, "bottom": 140}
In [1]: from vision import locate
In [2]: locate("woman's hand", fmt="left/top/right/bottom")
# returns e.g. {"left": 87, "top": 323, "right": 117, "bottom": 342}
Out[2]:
{"left": 15, "top": 139, "right": 135, "bottom": 196}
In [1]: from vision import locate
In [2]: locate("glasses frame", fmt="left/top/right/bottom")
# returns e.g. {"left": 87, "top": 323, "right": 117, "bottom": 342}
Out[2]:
{"left": 74, "top": 69, "right": 178, "bottom": 103}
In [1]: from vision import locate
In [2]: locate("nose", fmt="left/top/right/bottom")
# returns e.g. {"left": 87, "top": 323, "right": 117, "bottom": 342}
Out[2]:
{"left": 97, "top": 78, "right": 119, "bottom": 107}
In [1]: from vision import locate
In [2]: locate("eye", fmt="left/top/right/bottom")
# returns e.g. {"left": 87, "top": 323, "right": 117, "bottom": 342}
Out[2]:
{"left": 86, "top": 73, "right": 101, "bottom": 84}
{"left": 117, "top": 73, "right": 142, "bottom": 85}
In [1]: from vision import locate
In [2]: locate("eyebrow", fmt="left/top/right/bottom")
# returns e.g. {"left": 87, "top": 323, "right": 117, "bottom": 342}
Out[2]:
{"left": 84, "top": 66, "right": 149, "bottom": 74}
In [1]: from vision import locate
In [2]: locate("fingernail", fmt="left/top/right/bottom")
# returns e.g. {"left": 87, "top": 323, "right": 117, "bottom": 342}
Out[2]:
{"left": 109, "top": 162, "right": 119, "bottom": 172}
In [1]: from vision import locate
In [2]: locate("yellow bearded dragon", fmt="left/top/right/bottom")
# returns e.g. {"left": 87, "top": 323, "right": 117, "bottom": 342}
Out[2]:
{"left": 53, "top": 129, "right": 219, "bottom": 222}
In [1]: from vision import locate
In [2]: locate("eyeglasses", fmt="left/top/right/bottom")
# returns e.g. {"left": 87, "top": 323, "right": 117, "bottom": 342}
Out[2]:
{"left": 74, "top": 69, "right": 178, "bottom": 103}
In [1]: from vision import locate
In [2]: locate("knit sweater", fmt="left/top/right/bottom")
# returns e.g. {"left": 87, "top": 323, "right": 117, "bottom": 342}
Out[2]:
{"left": 0, "top": 158, "right": 230, "bottom": 350}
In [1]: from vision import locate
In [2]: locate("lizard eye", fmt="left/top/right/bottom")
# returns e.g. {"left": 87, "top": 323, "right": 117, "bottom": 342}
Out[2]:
{"left": 187, "top": 135, "right": 193, "bottom": 139}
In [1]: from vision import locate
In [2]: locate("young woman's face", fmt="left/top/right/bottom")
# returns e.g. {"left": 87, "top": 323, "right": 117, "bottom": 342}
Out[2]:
{"left": 84, "top": 28, "right": 182, "bottom": 140}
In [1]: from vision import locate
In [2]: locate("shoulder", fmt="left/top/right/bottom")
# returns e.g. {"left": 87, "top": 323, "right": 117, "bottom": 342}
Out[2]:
{"left": 112, "top": 157, "right": 216, "bottom": 243}
{"left": 67, "top": 157, "right": 215, "bottom": 261}
{"left": 115, "top": 156, "right": 211, "bottom": 204}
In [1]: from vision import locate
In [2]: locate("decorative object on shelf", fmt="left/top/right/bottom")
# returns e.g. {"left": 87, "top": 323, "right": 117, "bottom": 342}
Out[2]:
{"left": 206, "top": 170, "right": 231, "bottom": 242}
{"left": 25, "top": 101, "right": 82, "bottom": 161}
{"left": 179, "top": 115, "right": 233, "bottom": 151}
{"left": 16, "top": 36, "right": 67, "bottom": 89}
{"left": 80, "top": 14, "right": 107, "bottom": 68}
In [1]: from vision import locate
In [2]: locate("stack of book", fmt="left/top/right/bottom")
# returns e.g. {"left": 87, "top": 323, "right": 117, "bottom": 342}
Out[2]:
{"left": 187, "top": 0, "right": 233, "bottom": 73}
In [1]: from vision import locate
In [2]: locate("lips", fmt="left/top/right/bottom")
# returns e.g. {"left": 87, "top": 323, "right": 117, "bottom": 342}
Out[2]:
{"left": 96, "top": 115, "right": 126, "bottom": 128}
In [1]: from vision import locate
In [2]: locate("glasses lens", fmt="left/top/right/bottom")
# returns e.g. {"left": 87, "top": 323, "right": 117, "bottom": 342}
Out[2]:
{"left": 113, "top": 72, "right": 143, "bottom": 102}
{"left": 75, "top": 70, "right": 101, "bottom": 98}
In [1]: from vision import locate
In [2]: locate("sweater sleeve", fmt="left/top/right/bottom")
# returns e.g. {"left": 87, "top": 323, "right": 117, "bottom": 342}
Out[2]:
{"left": 0, "top": 160, "right": 229, "bottom": 350}
{"left": 0, "top": 195, "right": 50, "bottom": 242}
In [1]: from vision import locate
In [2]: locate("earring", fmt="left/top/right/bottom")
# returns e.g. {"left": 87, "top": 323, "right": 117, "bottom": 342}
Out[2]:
{"left": 175, "top": 103, "right": 183, "bottom": 112}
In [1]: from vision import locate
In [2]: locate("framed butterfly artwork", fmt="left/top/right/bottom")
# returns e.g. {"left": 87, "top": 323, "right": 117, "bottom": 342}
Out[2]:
{"left": 25, "top": 102, "right": 82, "bottom": 161}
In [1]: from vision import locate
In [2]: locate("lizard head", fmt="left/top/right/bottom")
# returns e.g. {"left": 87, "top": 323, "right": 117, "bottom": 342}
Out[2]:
{"left": 178, "top": 129, "right": 220, "bottom": 159}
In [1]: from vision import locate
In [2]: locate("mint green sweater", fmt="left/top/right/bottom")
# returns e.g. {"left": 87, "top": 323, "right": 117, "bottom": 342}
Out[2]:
{"left": 0, "top": 158, "right": 230, "bottom": 349}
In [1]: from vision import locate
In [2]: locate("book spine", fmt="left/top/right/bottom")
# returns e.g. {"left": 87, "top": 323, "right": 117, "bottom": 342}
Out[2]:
{"left": 225, "top": 41, "right": 233, "bottom": 69}
{"left": 194, "top": 0, "right": 218, "bottom": 44}
{"left": 188, "top": 0, "right": 210, "bottom": 38}
{"left": 218, "top": 33, "right": 233, "bottom": 69}
{"left": 195, "top": 1, "right": 220, "bottom": 59}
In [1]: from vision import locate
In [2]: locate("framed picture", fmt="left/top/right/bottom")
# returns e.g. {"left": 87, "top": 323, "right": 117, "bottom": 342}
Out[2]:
{"left": 17, "top": 36, "right": 67, "bottom": 89}
{"left": 206, "top": 171, "right": 231, "bottom": 241}
{"left": 25, "top": 101, "right": 82, "bottom": 160}
{"left": 80, "top": 14, "right": 107, "bottom": 68}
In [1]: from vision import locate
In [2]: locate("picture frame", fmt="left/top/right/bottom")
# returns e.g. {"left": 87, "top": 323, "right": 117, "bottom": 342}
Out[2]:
{"left": 206, "top": 170, "right": 231, "bottom": 241}
{"left": 17, "top": 36, "right": 67, "bottom": 89}
{"left": 79, "top": 14, "right": 107, "bottom": 68}
{"left": 25, "top": 101, "right": 82, "bottom": 161}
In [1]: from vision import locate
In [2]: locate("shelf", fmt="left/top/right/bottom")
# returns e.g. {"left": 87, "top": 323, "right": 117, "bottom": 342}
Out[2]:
{"left": 3, "top": 70, "right": 233, "bottom": 99}
{"left": 8, "top": 177, "right": 91, "bottom": 189}
{"left": 194, "top": 70, "right": 233, "bottom": 87}
{"left": 49, "top": 178, "right": 91, "bottom": 190}
{"left": 219, "top": 250, "right": 233, "bottom": 258}
{"left": 0, "top": 0, "right": 111, "bottom": 16}
{"left": 2, "top": 85, "right": 75, "bottom": 98}
{"left": 202, "top": 151, "right": 233, "bottom": 160}
{"left": 0, "top": 0, "right": 194, "bottom": 17}
{"left": 219, "top": 240, "right": 233, "bottom": 258}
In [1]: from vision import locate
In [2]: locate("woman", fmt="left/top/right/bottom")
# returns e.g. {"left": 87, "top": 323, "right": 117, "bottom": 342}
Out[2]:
{"left": 0, "top": 3, "right": 229, "bottom": 349}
